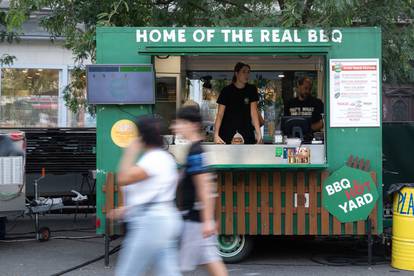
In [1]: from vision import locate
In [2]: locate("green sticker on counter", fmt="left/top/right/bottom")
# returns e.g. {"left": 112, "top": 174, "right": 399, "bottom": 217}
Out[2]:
{"left": 275, "top": 147, "right": 283, "bottom": 157}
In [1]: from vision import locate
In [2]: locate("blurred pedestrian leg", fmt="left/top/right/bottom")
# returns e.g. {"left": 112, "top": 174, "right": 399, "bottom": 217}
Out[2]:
{"left": 115, "top": 203, "right": 182, "bottom": 276}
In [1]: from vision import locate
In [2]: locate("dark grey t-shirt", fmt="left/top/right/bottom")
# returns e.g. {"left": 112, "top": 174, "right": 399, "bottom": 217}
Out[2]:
{"left": 216, "top": 83, "right": 259, "bottom": 143}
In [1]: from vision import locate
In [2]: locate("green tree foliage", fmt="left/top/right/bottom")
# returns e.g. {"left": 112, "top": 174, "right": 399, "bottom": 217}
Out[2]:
{"left": 4, "top": 0, "right": 414, "bottom": 113}
{"left": 0, "top": 0, "right": 17, "bottom": 65}
{"left": 279, "top": 0, "right": 414, "bottom": 83}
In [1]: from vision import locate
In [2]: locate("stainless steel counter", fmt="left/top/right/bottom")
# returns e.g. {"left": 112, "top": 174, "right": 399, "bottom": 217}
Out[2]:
{"left": 168, "top": 143, "right": 326, "bottom": 167}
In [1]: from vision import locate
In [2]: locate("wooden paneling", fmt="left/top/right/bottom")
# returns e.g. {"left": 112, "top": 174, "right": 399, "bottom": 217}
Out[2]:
{"left": 102, "top": 169, "right": 380, "bottom": 237}
{"left": 103, "top": 173, "right": 114, "bottom": 235}
{"left": 273, "top": 172, "right": 282, "bottom": 235}
{"left": 196, "top": 169, "right": 379, "bottom": 237}
{"left": 296, "top": 172, "right": 306, "bottom": 235}
{"left": 309, "top": 172, "right": 318, "bottom": 235}
{"left": 333, "top": 217, "right": 342, "bottom": 235}
{"left": 225, "top": 172, "right": 233, "bottom": 234}
{"left": 249, "top": 172, "right": 258, "bottom": 235}
{"left": 260, "top": 173, "right": 270, "bottom": 235}
{"left": 101, "top": 169, "right": 381, "bottom": 237}
{"left": 321, "top": 171, "right": 330, "bottom": 235}
{"left": 237, "top": 173, "right": 246, "bottom": 234}
{"left": 285, "top": 173, "right": 294, "bottom": 235}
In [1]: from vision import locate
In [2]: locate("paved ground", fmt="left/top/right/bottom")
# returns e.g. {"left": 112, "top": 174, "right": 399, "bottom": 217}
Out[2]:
{"left": 0, "top": 214, "right": 412, "bottom": 276}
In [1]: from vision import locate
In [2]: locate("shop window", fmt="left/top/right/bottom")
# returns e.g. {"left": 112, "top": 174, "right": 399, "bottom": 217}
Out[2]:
{"left": 185, "top": 71, "right": 319, "bottom": 142}
{"left": 0, "top": 68, "right": 59, "bottom": 127}
{"left": 66, "top": 70, "right": 96, "bottom": 128}
{"left": 392, "top": 98, "right": 408, "bottom": 121}
{"left": 154, "top": 76, "right": 177, "bottom": 134}
{"left": 67, "top": 111, "right": 96, "bottom": 128}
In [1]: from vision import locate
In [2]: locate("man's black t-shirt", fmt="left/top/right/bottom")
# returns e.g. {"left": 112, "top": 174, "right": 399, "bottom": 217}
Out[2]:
{"left": 216, "top": 83, "right": 259, "bottom": 144}
{"left": 284, "top": 96, "right": 324, "bottom": 124}
{"left": 176, "top": 141, "right": 208, "bottom": 222}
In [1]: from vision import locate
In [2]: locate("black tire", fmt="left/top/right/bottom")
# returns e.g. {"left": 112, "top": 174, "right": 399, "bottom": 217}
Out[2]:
{"left": 217, "top": 235, "right": 253, "bottom": 263}
{"left": 38, "top": 227, "right": 50, "bottom": 242}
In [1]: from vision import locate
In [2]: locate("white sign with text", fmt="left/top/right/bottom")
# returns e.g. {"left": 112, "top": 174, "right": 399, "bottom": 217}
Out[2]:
{"left": 329, "top": 59, "right": 380, "bottom": 127}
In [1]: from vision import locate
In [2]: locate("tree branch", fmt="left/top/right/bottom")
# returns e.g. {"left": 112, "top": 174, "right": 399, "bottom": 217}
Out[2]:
{"left": 214, "top": 0, "right": 253, "bottom": 13}
{"left": 153, "top": 0, "right": 174, "bottom": 6}
{"left": 188, "top": 1, "right": 209, "bottom": 13}
{"left": 277, "top": 0, "right": 285, "bottom": 11}
{"left": 301, "top": 0, "right": 314, "bottom": 25}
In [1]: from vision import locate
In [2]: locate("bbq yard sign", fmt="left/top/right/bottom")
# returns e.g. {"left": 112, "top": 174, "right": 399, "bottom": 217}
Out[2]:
{"left": 322, "top": 166, "right": 379, "bottom": 223}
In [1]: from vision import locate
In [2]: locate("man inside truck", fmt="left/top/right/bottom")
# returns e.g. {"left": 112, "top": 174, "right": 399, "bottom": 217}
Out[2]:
{"left": 284, "top": 76, "right": 324, "bottom": 135}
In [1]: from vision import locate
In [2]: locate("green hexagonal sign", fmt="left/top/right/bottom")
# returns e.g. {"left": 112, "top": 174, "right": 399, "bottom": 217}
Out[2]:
{"left": 322, "top": 166, "right": 379, "bottom": 223}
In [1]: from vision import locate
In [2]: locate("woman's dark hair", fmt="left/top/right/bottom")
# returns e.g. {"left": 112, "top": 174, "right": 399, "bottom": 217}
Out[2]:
{"left": 232, "top": 62, "right": 251, "bottom": 83}
{"left": 134, "top": 116, "right": 164, "bottom": 148}
{"left": 176, "top": 105, "right": 202, "bottom": 125}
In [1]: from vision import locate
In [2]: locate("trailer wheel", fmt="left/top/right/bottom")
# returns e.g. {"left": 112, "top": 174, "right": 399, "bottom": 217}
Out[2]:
{"left": 217, "top": 235, "right": 253, "bottom": 263}
{"left": 38, "top": 227, "right": 50, "bottom": 242}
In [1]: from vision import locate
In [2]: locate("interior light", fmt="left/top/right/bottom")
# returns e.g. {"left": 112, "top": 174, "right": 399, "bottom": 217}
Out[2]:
{"left": 278, "top": 74, "right": 285, "bottom": 78}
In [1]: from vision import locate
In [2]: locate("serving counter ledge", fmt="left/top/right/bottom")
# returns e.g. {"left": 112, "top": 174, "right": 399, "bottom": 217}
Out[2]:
{"left": 168, "top": 143, "right": 326, "bottom": 168}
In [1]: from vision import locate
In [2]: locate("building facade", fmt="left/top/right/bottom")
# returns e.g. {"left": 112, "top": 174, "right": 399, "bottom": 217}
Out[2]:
{"left": 0, "top": 10, "right": 94, "bottom": 129}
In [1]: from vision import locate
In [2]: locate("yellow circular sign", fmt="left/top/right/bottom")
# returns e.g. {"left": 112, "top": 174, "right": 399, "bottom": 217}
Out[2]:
{"left": 111, "top": 119, "right": 138, "bottom": 148}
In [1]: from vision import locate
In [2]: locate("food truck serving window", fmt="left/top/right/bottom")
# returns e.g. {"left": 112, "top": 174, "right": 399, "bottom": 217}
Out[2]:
{"left": 155, "top": 55, "right": 327, "bottom": 168}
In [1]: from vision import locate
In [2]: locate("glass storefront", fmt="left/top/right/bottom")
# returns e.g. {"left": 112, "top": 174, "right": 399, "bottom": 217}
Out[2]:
{"left": 0, "top": 68, "right": 59, "bottom": 127}
{"left": 0, "top": 67, "right": 96, "bottom": 128}
{"left": 66, "top": 70, "right": 96, "bottom": 128}
{"left": 154, "top": 76, "right": 177, "bottom": 134}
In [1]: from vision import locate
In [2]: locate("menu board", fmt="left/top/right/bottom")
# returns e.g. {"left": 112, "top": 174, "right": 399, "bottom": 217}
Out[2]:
{"left": 329, "top": 59, "right": 380, "bottom": 127}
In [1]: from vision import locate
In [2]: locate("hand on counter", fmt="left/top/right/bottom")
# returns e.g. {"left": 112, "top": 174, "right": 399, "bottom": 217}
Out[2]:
{"left": 214, "top": 134, "right": 225, "bottom": 144}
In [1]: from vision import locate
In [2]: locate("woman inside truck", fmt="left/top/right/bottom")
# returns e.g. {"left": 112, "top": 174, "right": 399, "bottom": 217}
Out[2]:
{"left": 214, "top": 62, "right": 262, "bottom": 144}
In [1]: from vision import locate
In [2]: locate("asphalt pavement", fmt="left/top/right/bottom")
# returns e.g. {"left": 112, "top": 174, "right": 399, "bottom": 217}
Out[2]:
{"left": 0, "top": 214, "right": 412, "bottom": 276}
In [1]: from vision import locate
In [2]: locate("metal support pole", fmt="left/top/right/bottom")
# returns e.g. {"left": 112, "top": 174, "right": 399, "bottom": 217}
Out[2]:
{"left": 34, "top": 179, "right": 39, "bottom": 240}
{"left": 104, "top": 218, "right": 110, "bottom": 267}
{"left": 367, "top": 218, "right": 372, "bottom": 266}
{"left": 34, "top": 171, "right": 45, "bottom": 241}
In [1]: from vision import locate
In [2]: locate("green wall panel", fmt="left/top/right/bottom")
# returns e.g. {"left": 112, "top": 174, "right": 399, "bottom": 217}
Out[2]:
{"left": 95, "top": 30, "right": 152, "bottom": 234}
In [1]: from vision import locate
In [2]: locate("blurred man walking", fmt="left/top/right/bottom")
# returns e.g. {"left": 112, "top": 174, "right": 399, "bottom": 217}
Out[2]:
{"left": 173, "top": 106, "right": 228, "bottom": 276}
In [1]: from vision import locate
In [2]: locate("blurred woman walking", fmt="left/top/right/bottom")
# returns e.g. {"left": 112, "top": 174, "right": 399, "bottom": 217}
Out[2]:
{"left": 109, "top": 116, "right": 182, "bottom": 276}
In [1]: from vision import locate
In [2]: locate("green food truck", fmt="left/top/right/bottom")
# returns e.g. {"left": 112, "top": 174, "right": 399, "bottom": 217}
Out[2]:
{"left": 91, "top": 27, "right": 383, "bottom": 263}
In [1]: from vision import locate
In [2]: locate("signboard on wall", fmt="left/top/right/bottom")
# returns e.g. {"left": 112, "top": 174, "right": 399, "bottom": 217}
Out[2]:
{"left": 87, "top": 64, "right": 155, "bottom": 104}
{"left": 135, "top": 28, "right": 344, "bottom": 45}
{"left": 110, "top": 119, "right": 138, "bottom": 148}
{"left": 329, "top": 59, "right": 380, "bottom": 127}
{"left": 322, "top": 166, "right": 378, "bottom": 223}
